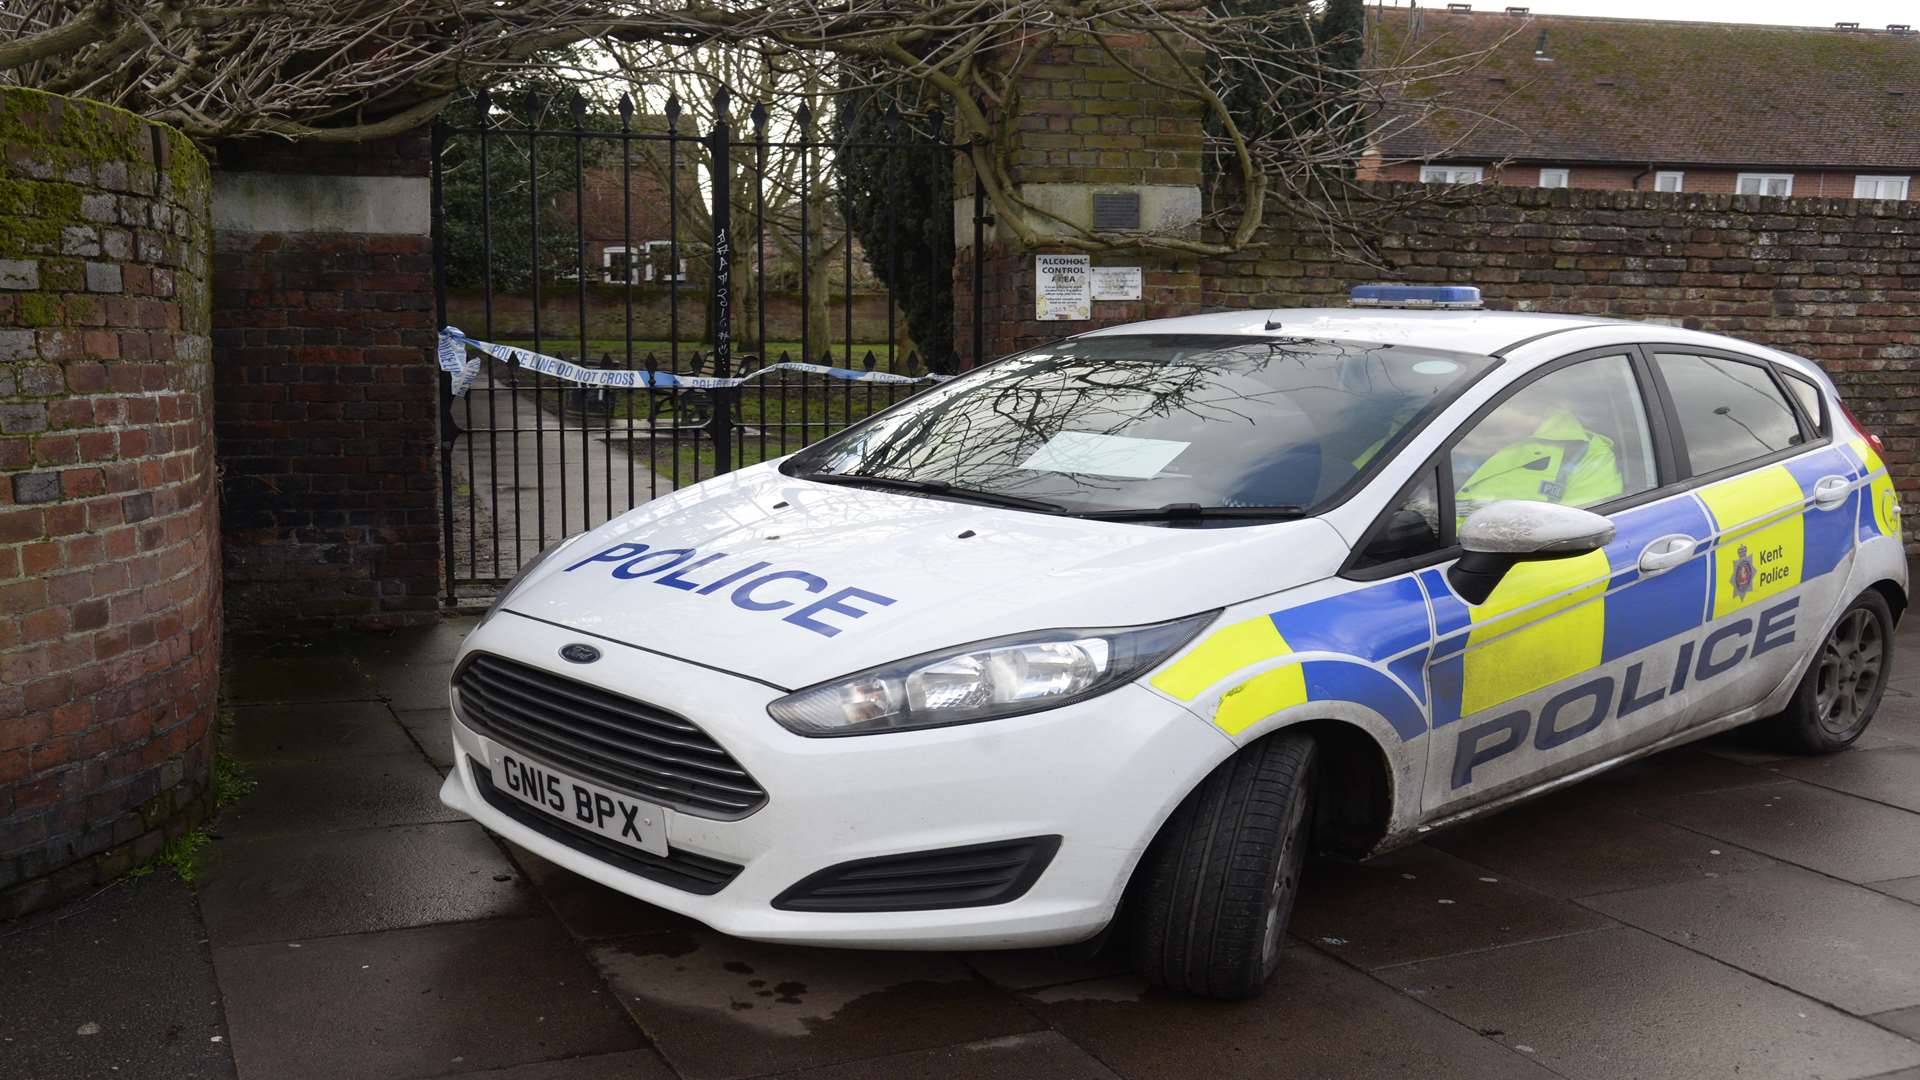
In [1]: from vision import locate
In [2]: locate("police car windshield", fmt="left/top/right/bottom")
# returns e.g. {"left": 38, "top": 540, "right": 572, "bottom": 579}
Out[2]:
{"left": 784, "top": 335, "right": 1494, "bottom": 520}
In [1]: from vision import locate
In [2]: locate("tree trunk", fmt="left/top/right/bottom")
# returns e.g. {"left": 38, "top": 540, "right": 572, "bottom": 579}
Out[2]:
{"left": 805, "top": 250, "right": 833, "bottom": 362}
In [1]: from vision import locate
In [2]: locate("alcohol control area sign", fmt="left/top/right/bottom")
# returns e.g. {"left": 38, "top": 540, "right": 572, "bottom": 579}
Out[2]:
{"left": 1035, "top": 256, "right": 1144, "bottom": 319}
{"left": 1035, "top": 254, "right": 1091, "bottom": 320}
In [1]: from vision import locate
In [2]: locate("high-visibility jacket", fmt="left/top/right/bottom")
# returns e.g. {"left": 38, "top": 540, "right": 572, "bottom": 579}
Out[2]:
{"left": 1456, "top": 407, "right": 1623, "bottom": 512}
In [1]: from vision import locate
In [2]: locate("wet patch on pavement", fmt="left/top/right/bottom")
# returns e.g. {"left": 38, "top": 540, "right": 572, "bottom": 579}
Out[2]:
{"left": 589, "top": 931, "right": 1040, "bottom": 1078}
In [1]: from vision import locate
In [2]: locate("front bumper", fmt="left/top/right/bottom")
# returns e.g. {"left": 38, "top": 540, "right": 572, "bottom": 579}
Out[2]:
{"left": 439, "top": 611, "right": 1235, "bottom": 949}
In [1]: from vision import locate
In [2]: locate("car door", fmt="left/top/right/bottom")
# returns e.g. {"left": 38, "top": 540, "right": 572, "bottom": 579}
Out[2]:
{"left": 1644, "top": 349, "right": 1858, "bottom": 735}
{"left": 1409, "top": 349, "right": 1716, "bottom": 816}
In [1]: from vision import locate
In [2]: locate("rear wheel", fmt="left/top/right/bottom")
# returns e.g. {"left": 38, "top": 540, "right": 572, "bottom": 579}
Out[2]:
{"left": 1767, "top": 590, "right": 1893, "bottom": 753}
{"left": 1131, "top": 731, "right": 1317, "bottom": 999}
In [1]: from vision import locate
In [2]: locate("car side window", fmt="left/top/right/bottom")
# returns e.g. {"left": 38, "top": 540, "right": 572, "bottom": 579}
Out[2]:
{"left": 1780, "top": 370, "right": 1828, "bottom": 436}
{"left": 1352, "top": 466, "right": 1442, "bottom": 569}
{"left": 1450, "top": 354, "right": 1658, "bottom": 519}
{"left": 1655, "top": 352, "right": 1804, "bottom": 476}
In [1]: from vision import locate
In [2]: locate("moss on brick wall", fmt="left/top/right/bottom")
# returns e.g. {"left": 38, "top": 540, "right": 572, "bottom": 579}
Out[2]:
{"left": 0, "top": 87, "right": 219, "bottom": 919}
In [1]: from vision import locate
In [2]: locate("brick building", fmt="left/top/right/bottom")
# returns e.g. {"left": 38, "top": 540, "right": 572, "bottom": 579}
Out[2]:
{"left": 551, "top": 162, "right": 687, "bottom": 285}
{"left": 1362, "top": 8, "right": 1920, "bottom": 200}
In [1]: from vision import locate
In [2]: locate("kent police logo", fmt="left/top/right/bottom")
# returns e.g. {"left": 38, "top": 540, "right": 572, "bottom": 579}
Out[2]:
{"left": 1730, "top": 544, "right": 1756, "bottom": 602}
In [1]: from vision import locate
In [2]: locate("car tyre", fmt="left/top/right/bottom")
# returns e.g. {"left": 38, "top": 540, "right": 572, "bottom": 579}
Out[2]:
{"left": 1766, "top": 589, "right": 1894, "bottom": 754}
{"left": 1131, "top": 730, "right": 1317, "bottom": 1000}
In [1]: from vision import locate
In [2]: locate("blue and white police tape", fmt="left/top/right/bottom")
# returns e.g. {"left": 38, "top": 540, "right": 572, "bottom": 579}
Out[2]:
{"left": 437, "top": 328, "right": 955, "bottom": 397}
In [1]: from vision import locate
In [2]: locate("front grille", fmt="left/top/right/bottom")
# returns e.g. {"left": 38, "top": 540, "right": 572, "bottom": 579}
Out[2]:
{"left": 471, "top": 762, "right": 742, "bottom": 894}
{"left": 454, "top": 652, "right": 768, "bottom": 819}
{"left": 772, "top": 837, "right": 1062, "bottom": 913}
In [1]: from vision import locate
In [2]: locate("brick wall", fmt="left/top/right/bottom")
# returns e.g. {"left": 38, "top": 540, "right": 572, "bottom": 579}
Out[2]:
{"left": 1195, "top": 181, "right": 1920, "bottom": 540}
{"left": 211, "top": 136, "right": 441, "bottom": 631}
{"left": 0, "top": 88, "right": 219, "bottom": 918}
{"left": 955, "top": 246, "right": 1201, "bottom": 363}
{"left": 443, "top": 286, "right": 898, "bottom": 354}
{"left": 952, "top": 33, "right": 1207, "bottom": 365}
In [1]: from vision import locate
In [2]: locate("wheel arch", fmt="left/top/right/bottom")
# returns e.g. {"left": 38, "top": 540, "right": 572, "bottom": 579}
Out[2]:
{"left": 1867, "top": 577, "right": 1907, "bottom": 626}
{"left": 1128, "top": 713, "right": 1401, "bottom": 897}
{"left": 1291, "top": 717, "right": 1397, "bottom": 858}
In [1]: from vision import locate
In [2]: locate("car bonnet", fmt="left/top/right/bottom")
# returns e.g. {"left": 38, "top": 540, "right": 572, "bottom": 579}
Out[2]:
{"left": 498, "top": 464, "right": 1349, "bottom": 690}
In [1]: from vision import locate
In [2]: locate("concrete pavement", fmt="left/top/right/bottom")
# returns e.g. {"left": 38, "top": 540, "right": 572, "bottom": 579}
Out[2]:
{"left": 10, "top": 616, "right": 1920, "bottom": 1079}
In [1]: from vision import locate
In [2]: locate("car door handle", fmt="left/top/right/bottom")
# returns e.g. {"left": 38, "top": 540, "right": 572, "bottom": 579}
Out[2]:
{"left": 1812, "top": 475, "right": 1852, "bottom": 511}
{"left": 1638, "top": 534, "right": 1696, "bottom": 574}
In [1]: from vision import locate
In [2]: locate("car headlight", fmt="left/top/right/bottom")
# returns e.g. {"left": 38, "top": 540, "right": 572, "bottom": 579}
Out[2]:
{"left": 481, "top": 538, "right": 572, "bottom": 625}
{"left": 766, "top": 612, "right": 1217, "bottom": 737}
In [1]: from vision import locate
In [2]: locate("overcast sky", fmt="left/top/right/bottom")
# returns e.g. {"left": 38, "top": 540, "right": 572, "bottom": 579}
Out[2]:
{"left": 1379, "top": 0, "right": 1913, "bottom": 27}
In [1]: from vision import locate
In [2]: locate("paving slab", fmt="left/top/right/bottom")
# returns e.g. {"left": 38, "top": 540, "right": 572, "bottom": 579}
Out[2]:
{"left": 588, "top": 930, "right": 1041, "bottom": 1080}
{"left": 1577, "top": 745, "right": 1779, "bottom": 802}
{"left": 1583, "top": 864, "right": 1920, "bottom": 1015}
{"left": 1697, "top": 727, "right": 1911, "bottom": 766}
{"left": 0, "top": 874, "right": 234, "bottom": 1080}
{"left": 1425, "top": 791, "right": 1774, "bottom": 898}
{"left": 227, "top": 700, "right": 419, "bottom": 763}
{"left": 1022, "top": 945, "right": 1557, "bottom": 1080}
{"left": 1289, "top": 845, "right": 1614, "bottom": 969}
{"left": 758, "top": 1031, "right": 1121, "bottom": 1080}
{"left": 1874, "top": 676, "right": 1920, "bottom": 746}
{"left": 357, "top": 619, "right": 475, "bottom": 711}
{"left": 1872, "top": 1007, "right": 1920, "bottom": 1042}
{"left": 214, "top": 753, "right": 463, "bottom": 839}
{"left": 1771, "top": 745, "right": 1920, "bottom": 813}
{"left": 1641, "top": 780, "right": 1920, "bottom": 883}
{"left": 436, "top": 1049, "right": 677, "bottom": 1079}
{"left": 1379, "top": 926, "right": 1920, "bottom": 1080}
{"left": 509, "top": 843, "right": 702, "bottom": 941}
{"left": 215, "top": 917, "right": 642, "bottom": 1080}
{"left": 962, "top": 943, "right": 1131, "bottom": 992}
{"left": 399, "top": 706, "right": 459, "bottom": 769}
{"left": 225, "top": 641, "right": 377, "bottom": 704}
{"left": 197, "top": 822, "right": 538, "bottom": 946}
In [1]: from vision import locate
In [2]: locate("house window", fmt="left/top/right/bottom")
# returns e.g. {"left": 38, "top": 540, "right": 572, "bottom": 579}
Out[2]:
{"left": 602, "top": 245, "right": 638, "bottom": 284}
{"left": 643, "top": 240, "right": 689, "bottom": 284}
{"left": 1737, "top": 173, "right": 1793, "bottom": 196}
{"left": 1854, "top": 175, "right": 1910, "bottom": 200}
{"left": 1654, "top": 171, "right": 1685, "bottom": 192}
{"left": 1538, "top": 168, "right": 1569, "bottom": 189}
{"left": 1420, "top": 165, "right": 1485, "bottom": 185}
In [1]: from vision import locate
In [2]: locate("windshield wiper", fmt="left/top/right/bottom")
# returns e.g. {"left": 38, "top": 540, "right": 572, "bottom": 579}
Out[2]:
{"left": 1075, "top": 502, "right": 1309, "bottom": 522}
{"left": 795, "top": 471, "right": 1069, "bottom": 514}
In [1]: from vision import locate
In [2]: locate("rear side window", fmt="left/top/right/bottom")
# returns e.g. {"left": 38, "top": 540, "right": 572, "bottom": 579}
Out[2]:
{"left": 1655, "top": 352, "right": 1804, "bottom": 476}
{"left": 1781, "top": 370, "right": 1828, "bottom": 435}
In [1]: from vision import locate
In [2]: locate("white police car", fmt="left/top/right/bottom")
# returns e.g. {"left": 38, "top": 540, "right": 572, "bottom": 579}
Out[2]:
{"left": 439, "top": 285, "right": 1904, "bottom": 999}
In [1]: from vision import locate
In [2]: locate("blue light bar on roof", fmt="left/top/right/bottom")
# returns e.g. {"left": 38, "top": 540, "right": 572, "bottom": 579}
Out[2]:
{"left": 1348, "top": 284, "right": 1483, "bottom": 310}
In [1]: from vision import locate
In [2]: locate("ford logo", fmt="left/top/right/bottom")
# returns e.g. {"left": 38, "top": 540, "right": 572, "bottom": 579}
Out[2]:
{"left": 559, "top": 643, "right": 601, "bottom": 664}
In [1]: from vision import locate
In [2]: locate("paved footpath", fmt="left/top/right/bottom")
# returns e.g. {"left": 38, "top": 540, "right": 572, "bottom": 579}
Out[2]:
{"left": 10, "top": 617, "right": 1920, "bottom": 1079}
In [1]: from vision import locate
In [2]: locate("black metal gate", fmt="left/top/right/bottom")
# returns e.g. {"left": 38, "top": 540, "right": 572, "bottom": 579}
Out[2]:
{"left": 429, "top": 85, "right": 982, "bottom": 605}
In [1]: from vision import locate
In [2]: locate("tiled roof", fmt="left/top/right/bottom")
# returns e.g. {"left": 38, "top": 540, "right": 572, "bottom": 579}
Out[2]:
{"left": 1370, "top": 8, "right": 1920, "bottom": 168}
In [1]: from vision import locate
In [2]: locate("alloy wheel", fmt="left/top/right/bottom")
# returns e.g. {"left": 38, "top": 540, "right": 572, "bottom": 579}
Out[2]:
{"left": 1815, "top": 607, "right": 1885, "bottom": 736}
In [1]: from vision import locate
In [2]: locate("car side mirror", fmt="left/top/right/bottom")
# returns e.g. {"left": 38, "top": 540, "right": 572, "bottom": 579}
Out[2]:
{"left": 1448, "top": 500, "right": 1615, "bottom": 605}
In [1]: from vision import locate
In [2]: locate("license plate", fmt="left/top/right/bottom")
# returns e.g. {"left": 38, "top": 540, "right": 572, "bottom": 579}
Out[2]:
{"left": 490, "top": 749, "right": 669, "bottom": 857}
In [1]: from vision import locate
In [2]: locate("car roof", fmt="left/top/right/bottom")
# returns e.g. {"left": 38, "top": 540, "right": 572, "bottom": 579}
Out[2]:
{"left": 1075, "top": 308, "right": 1620, "bottom": 357}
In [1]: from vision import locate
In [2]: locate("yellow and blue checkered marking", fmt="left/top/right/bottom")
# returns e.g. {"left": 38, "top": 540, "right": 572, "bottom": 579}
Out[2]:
{"left": 1151, "top": 580, "right": 1430, "bottom": 740}
{"left": 1155, "top": 446, "right": 1867, "bottom": 745}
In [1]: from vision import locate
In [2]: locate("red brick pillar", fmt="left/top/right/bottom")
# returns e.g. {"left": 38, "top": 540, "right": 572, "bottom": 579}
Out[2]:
{"left": 953, "top": 35, "right": 1207, "bottom": 364}
{"left": 210, "top": 136, "right": 440, "bottom": 631}
{"left": 0, "top": 88, "right": 219, "bottom": 917}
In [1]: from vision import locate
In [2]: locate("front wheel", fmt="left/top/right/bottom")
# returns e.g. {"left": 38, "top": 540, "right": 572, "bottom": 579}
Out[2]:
{"left": 1130, "top": 731, "right": 1318, "bottom": 999}
{"left": 1766, "top": 590, "right": 1894, "bottom": 753}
